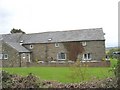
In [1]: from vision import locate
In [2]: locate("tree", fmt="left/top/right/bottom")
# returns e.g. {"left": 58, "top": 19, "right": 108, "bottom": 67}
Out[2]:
{"left": 107, "top": 48, "right": 120, "bottom": 88}
{"left": 117, "top": 55, "right": 120, "bottom": 89}
{"left": 110, "top": 48, "right": 120, "bottom": 88}
{"left": 107, "top": 48, "right": 120, "bottom": 59}
{"left": 116, "top": 48, "right": 120, "bottom": 89}
{"left": 10, "top": 28, "right": 25, "bottom": 34}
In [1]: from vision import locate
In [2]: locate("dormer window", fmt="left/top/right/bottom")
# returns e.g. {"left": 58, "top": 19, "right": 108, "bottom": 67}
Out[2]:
{"left": 30, "top": 45, "right": 33, "bottom": 49}
{"left": 55, "top": 43, "right": 59, "bottom": 47}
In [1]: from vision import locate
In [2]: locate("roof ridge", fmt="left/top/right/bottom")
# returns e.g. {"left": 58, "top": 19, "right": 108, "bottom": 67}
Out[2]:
{"left": 25, "top": 27, "right": 103, "bottom": 35}
{"left": 2, "top": 28, "right": 104, "bottom": 44}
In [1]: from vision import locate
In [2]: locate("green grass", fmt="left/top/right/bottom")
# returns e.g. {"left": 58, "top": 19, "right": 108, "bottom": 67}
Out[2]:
{"left": 2, "top": 59, "right": 117, "bottom": 83}
{"left": 110, "top": 58, "right": 118, "bottom": 67}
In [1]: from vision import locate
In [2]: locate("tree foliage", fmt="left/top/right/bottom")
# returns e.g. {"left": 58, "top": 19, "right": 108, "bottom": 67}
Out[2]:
{"left": 10, "top": 28, "right": 25, "bottom": 34}
{"left": 107, "top": 48, "right": 120, "bottom": 59}
{"left": 63, "top": 42, "right": 84, "bottom": 61}
{"left": 116, "top": 56, "right": 120, "bottom": 89}
{"left": 107, "top": 48, "right": 120, "bottom": 88}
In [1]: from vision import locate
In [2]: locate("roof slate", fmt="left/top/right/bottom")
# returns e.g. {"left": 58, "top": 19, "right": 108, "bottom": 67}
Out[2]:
{"left": 1, "top": 33, "right": 30, "bottom": 53}
{"left": 21, "top": 28, "right": 105, "bottom": 44}
{"left": 1, "top": 28, "right": 105, "bottom": 52}
{"left": 2, "top": 33, "right": 23, "bottom": 42}
{"left": 5, "top": 42, "right": 30, "bottom": 53}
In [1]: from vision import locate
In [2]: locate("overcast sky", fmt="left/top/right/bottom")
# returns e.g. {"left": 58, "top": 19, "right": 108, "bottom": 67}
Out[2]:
{"left": 0, "top": 0, "right": 119, "bottom": 47}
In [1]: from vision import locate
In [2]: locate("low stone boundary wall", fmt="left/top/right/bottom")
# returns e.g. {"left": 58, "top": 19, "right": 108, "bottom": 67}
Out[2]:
{"left": 27, "top": 61, "right": 110, "bottom": 67}
{"left": 80, "top": 61, "right": 110, "bottom": 67}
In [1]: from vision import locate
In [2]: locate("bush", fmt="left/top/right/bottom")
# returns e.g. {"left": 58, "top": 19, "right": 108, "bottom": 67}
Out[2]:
{"left": 2, "top": 71, "right": 41, "bottom": 88}
{"left": 68, "top": 60, "right": 90, "bottom": 83}
{"left": 41, "top": 77, "right": 117, "bottom": 88}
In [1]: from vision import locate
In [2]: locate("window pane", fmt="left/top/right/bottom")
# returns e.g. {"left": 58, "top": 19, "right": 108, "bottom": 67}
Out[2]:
{"left": 0, "top": 54, "right": 3, "bottom": 59}
{"left": 88, "top": 53, "right": 91, "bottom": 59}
{"left": 61, "top": 53, "right": 65, "bottom": 59}
{"left": 83, "top": 53, "right": 91, "bottom": 60}
{"left": 55, "top": 43, "right": 59, "bottom": 47}
{"left": 84, "top": 54, "right": 87, "bottom": 59}
{"left": 58, "top": 54, "right": 61, "bottom": 59}
{"left": 58, "top": 52, "right": 66, "bottom": 60}
{"left": 30, "top": 45, "right": 33, "bottom": 49}
{"left": 4, "top": 54, "right": 8, "bottom": 59}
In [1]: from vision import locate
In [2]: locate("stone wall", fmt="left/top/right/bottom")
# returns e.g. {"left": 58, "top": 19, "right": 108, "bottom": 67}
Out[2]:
{"left": 24, "top": 43, "right": 68, "bottom": 62}
{"left": 80, "top": 61, "right": 110, "bottom": 67}
{"left": 81, "top": 40, "right": 105, "bottom": 61}
{"left": 2, "top": 40, "right": 107, "bottom": 67}
{"left": 2, "top": 42, "right": 20, "bottom": 67}
{"left": 27, "top": 61, "right": 110, "bottom": 67}
{"left": 23, "top": 40, "right": 105, "bottom": 63}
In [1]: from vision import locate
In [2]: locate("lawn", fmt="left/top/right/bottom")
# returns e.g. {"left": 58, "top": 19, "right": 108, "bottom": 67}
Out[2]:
{"left": 2, "top": 59, "right": 117, "bottom": 83}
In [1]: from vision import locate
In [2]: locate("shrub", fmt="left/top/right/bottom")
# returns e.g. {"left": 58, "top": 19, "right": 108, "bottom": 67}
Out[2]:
{"left": 68, "top": 60, "right": 90, "bottom": 83}
{"left": 2, "top": 71, "right": 41, "bottom": 88}
{"left": 1, "top": 70, "right": 118, "bottom": 89}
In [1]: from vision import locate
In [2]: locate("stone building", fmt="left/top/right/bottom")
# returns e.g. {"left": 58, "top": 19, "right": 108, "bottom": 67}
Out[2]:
{"left": 0, "top": 28, "right": 109, "bottom": 67}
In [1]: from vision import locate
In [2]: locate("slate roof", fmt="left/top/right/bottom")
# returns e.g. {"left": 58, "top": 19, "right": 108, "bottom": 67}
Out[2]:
{"left": 5, "top": 42, "right": 30, "bottom": 53}
{"left": 21, "top": 28, "right": 105, "bottom": 44}
{"left": 1, "top": 34, "right": 30, "bottom": 53}
{"left": 1, "top": 28, "right": 105, "bottom": 52}
{"left": 2, "top": 33, "right": 23, "bottom": 42}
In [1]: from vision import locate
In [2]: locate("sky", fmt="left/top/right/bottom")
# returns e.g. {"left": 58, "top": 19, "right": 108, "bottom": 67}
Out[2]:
{"left": 0, "top": 0, "right": 119, "bottom": 47}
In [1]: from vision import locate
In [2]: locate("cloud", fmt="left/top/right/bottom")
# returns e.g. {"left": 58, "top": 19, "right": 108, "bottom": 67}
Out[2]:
{"left": 0, "top": 8, "right": 13, "bottom": 33}
{"left": 0, "top": 0, "right": 118, "bottom": 47}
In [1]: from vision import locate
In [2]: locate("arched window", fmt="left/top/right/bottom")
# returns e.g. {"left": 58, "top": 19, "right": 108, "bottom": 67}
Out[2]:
{"left": 30, "top": 45, "right": 33, "bottom": 49}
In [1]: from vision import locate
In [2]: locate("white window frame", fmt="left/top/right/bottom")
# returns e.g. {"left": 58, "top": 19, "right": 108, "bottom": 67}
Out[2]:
{"left": 0, "top": 54, "right": 3, "bottom": 59}
{"left": 22, "top": 53, "right": 26, "bottom": 59}
{"left": 83, "top": 53, "right": 91, "bottom": 60}
{"left": 4, "top": 54, "right": 8, "bottom": 60}
{"left": 27, "top": 53, "right": 31, "bottom": 62}
{"left": 82, "top": 42, "right": 86, "bottom": 46}
{"left": 55, "top": 43, "right": 59, "bottom": 47}
{"left": 30, "top": 45, "right": 33, "bottom": 49}
{"left": 57, "top": 52, "right": 66, "bottom": 60}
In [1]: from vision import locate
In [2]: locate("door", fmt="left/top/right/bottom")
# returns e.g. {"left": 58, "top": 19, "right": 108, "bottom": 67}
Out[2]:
{"left": 27, "top": 53, "right": 31, "bottom": 62}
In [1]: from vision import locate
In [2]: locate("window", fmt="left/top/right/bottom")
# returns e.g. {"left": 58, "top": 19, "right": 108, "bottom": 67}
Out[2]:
{"left": 27, "top": 54, "right": 31, "bottom": 62}
{"left": 57, "top": 52, "right": 66, "bottom": 60}
{"left": 82, "top": 42, "right": 86, "bottom": 46}
{"left": 55, "top": 43, "right": 59, "bottom": 47}
{"left": 0, "top": 54, "right": 3, "bottom": 59}
{"left": 4, "top": 54, "right": 8, "bottom": 59}
{"left": 30, "top": 45, "right": 33, "bottom": 49}
{"left": 83, "top": 53, "right": 91, "bottom": 60}
{"left": 22, "top": 53, "right": 26, "bottom": 59}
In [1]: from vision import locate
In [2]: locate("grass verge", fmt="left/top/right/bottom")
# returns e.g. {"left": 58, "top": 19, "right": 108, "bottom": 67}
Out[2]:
{"left": 2, "top": 59, "right": 117, "bottom": 83}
